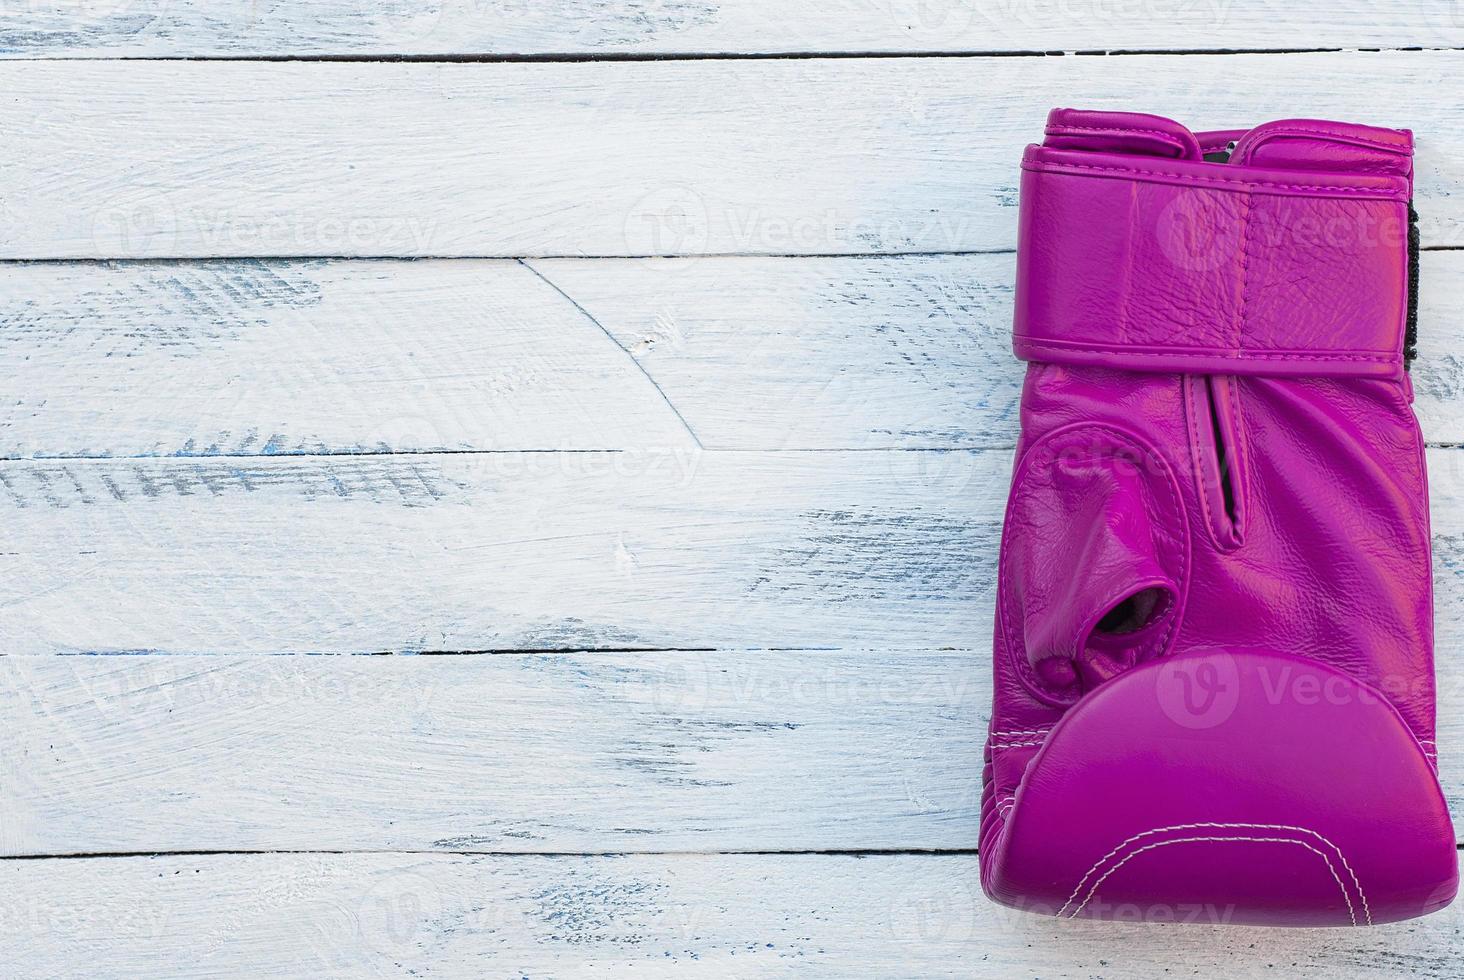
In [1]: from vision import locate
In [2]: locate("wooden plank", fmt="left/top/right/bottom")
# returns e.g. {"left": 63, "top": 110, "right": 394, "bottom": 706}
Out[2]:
{"left": 1416, "top": 253, "right": 1464, "bottom": 444}
{"left": 0, "top": 254, "right": 1015, "bottom": 455}
{"left": 0, "top": 449, "right": 1006, "bottom": 654}
{"left": 5, "top": 448, "right": 1464, "bottom": 658}
{"left": 0, "top": 259, "right": 698, "bottom": 458}
{"left": 4, "top": 1, "right": 1463, "bottom": 58}
{"left": 5, "top": 253, "right": 1463, "bottom": 457}
{"left": 2, "top": 853, "right": 1461, "bottom": 977}
{"left": 4, "top": 52, "right": 1461, "bottom": 259}
{"left": 3, "top": 651, "right": 1460, "bottom": 857}
{"left": 0, "top": 651, "right": 984, "bottom": 855}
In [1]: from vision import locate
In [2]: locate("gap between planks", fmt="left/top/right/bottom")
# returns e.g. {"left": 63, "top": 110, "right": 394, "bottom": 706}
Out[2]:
{"left": 3, "top": 245, "right": 1462, "bottom": 264}
{"left": 16, "top": 47, "right": 1464, "bottom": 64}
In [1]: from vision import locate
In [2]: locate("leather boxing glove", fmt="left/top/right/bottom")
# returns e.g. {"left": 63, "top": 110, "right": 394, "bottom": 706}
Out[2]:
{"left": 981, "top": 108, "right": 1458, "bottom": 926}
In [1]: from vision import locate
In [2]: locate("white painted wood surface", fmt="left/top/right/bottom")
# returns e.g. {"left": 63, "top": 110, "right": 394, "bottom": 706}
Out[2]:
{"left": 0, "top": 259, "right": 697, "bottom": 457}
{"left": 6, "top": 254, "right": 1464, "bottom": 458}
{"left": 4, "top": 652, "right": 1461, "bottom": 858}
{"left": 3, "top": 853, "right": 1462, "bottom": 979}
{"left": 3, "top": 9, "right": 1463, "bottom": 977}
{"left": 4, "top": 52, "right": 1463, "bottom": 258}
{"left": 0, "top": 450, "right": 999, "bottom": 654}
{"left": 8, "top": 447, "right": 1464, "bottom": 658}
{"left": 0, "top": 652, "right": 987, "bottom": 855}
{"left": 4, "top": 0, "right": 1464, "bottom": 57}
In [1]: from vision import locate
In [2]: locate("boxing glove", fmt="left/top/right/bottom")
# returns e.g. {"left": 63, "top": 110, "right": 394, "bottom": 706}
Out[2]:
{"left": 981, "top": 108, "right": 1458, "bottom": 926}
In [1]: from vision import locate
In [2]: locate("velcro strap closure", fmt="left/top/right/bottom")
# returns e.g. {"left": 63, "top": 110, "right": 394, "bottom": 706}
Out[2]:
{"left": 1013, "top": 146, "right": 1411, "bottom": 378}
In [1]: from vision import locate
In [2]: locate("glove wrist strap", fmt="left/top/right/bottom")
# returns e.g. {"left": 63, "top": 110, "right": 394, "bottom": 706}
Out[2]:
{"left": 1013, "top": 144, "right": 1413, "bottom": 379}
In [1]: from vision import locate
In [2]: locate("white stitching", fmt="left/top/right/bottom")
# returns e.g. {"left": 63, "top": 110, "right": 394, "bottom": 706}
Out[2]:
{"left": 1066, "top": 836, "right": 1358, "bottom": 925}
{"left": 1063, "top": 823, "right": 1371, "bottom": 924}
{"left": 1057, "top": 822, "right": 1371, "bottom": 925}
{"left": 988, "top": 729, "right": 1053, "bottom": 738}
{"left": 988, "top": 741, "right": 1047, "bottom": 750}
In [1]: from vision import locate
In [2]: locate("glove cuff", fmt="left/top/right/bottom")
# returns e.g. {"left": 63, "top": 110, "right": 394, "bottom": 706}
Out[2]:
{"left": 1013, "top": 109, "right": 1415, "bottom": 379}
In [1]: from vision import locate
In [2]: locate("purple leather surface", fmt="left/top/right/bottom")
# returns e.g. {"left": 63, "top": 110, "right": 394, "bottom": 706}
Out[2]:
{"left": 982, "top": 109, "right": 1458, "bottom": 926}
{"left": 1016, "top": 114, "right": 1411, "bottom": 379}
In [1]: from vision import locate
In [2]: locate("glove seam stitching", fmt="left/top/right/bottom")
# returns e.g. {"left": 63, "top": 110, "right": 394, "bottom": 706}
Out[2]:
{"left": 1238, "top": 124, "right": 1411, "bottom": 154}
{"left": 1238, "top": 191, "right": 1252, "bottom": 354}
{"left": 1014, "top": 339, "right": 1398, "bottom": 363}
{"left": 1058, "top": 822, "right": 1372, "bottom": 925}
{"left": 1065, "top": 834, "right": 1363, "bottom": 925}
{"left": 1048, "top": 123, "right": 1190, "bottom": 140}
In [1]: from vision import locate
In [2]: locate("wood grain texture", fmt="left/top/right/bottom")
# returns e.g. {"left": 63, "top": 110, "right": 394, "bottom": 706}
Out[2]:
{"left": 0, "top": 254, "right": 1013, "bottom": 455}
{"left": 4, "top": 29, "right": 1462, "bottom": 974}
{"left": 7, "top": 448, "right": 1464, "bottom": 660}
{"left": 4, "top": 52, "right": 1461, "bottom": 258}
{"left": 4, "top": 0, "right": 1463, "bottom": 58}
{"left": 0, "top": 450, "right": 1003, "bottom": 654}
{"left": 0, "top": 651, "right": 984, "bottom": 855}
{"left": 2, "top": 651, "right": 1460, "bottom": 857}
{"left": 0, "top": 259, "right": 698, "bottom": 458}
{"left": 3, "top": 853, "right": 1462, "bottom": 978}
{"left": 5, "top": 253, "right": 1464, "bottom": 457}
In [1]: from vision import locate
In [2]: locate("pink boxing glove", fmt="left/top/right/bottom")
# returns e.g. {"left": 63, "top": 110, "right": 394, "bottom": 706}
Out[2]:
{"left": 981, "top": 108, "right": 1458, "bottom": 926}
